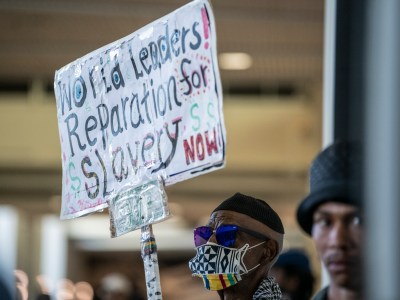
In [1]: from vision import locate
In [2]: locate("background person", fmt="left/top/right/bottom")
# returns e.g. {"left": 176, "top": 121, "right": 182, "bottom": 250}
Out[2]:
{"left": 95, "top": 272, "right": 144, "bottom": 300}
{"left": 296, "top": 140, "right": 363, "bottom": 300}
{"left": 270, "top": 249, "right": 314, "bottom": 300}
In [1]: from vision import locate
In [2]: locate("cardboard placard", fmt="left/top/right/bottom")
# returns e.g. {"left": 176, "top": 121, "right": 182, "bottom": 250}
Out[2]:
{"left": 54, "top": 0, "right": 226, "bottom": 219}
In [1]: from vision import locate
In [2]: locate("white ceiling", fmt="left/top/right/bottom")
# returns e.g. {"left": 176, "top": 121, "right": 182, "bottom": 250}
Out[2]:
{"left": 0, "top": 0, "right": 324, "bottom": 90}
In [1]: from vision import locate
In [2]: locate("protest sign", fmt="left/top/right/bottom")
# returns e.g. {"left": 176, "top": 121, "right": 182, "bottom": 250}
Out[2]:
{"left": 54, "top": 0, "right": 226, "bottom": 220}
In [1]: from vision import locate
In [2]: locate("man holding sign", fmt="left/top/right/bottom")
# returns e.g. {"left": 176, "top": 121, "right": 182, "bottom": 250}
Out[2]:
{"left": 54, "top": 1, "right": 226, "bottom": 299}
{"left": 189, "top": 193, "right": 284, "bottom": 300}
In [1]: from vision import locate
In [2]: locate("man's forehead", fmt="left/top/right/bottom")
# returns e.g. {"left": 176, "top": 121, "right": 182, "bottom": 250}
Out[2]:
{"left": 208, "top": 210, "right": 274, "bottom": 234}
{"left": 208, "top": 210, "right": 252, "bottom": 226}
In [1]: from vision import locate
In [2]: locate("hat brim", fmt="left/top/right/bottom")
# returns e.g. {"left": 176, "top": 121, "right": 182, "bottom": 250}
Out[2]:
{"left": 296, "top": 182, "right": 358, "bottom": 235}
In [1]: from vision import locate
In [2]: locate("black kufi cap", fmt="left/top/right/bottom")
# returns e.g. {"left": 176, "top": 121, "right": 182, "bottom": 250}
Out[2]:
{"left": 212, "top": 193, "right": 285, "bottom": 234}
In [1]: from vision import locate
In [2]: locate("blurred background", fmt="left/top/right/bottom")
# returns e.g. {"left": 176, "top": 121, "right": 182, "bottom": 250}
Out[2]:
{"left": 0, "top": 0, "right": 325, "bottom": 299}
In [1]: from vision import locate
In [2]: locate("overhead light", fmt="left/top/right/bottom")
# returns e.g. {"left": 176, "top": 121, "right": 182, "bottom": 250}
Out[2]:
{"left": 218, "top": 52, "right": 253, "bottom": 70}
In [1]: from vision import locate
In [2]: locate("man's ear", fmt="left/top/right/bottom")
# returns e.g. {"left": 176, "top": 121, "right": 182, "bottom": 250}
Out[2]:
{"left": 262, "top": 240, "right": 279, "bottom": 263}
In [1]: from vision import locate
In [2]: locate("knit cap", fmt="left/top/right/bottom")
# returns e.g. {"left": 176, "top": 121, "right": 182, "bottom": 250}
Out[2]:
{"left": 213, "top": 192, "right": 285, "bottom": 234}
{"left": 212, "top": 192, "right": 285, "bottom": 255}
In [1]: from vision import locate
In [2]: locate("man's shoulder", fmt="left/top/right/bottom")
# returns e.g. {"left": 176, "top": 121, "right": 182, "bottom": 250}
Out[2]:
{"left": 311, "top": 286, "right": 329, "bottom": 300}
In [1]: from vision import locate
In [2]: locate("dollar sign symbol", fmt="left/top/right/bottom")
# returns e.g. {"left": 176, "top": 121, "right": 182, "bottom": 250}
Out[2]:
{"left": 68, "top": 162, "right": 81, "bottom": 192}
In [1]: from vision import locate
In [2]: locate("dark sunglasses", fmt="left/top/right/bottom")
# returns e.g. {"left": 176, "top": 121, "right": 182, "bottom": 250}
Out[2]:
{"left": 194, "top": 224, "right": 270, "bottom": 247}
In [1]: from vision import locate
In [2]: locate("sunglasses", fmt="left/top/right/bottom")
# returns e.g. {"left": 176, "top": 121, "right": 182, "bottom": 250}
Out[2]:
{"left": 194, "top": 224, "right": 270, "bottom": 247}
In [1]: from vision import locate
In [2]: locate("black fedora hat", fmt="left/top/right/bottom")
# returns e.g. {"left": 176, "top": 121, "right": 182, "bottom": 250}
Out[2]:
{"left": 296, "top": 140, "right": 362, "bottom": 235}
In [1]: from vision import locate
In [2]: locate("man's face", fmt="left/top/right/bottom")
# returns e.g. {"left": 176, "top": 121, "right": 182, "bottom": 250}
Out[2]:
{"left": 207, "top": 210, "right": 267, "bottom": 264}
{"left": 311, "top": 202, "right": 363, "bottom": 290}
{"left": 207, "top": 210, "right": 279, "bottom": 275}
{"left": 197, "top": 211, "right": 280, "bottom": 297}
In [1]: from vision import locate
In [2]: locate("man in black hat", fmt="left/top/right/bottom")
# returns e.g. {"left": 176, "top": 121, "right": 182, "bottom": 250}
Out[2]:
{"left": 296, "top": 140, "right": 363, "bottom": 300}
{"left": 189, "top": 192, "right": 285, "bottom": 300}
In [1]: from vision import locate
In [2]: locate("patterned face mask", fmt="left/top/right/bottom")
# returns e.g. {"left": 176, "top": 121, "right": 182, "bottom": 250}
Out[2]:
{"left": 188, "top": 241, "right": 265, "bottom": 291}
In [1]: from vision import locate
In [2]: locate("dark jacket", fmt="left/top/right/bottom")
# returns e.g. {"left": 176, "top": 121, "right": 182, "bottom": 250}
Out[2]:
{"left": 312, "top": 286, "right": 328, "bottom": 300}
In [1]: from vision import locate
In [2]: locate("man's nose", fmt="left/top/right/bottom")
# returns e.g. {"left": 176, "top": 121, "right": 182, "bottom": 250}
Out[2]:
{"left": 328, "top": 222, "right": 349, "bottom": 248}
{"left": 207, "top": 232, "right": 218, "bottom": 244}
